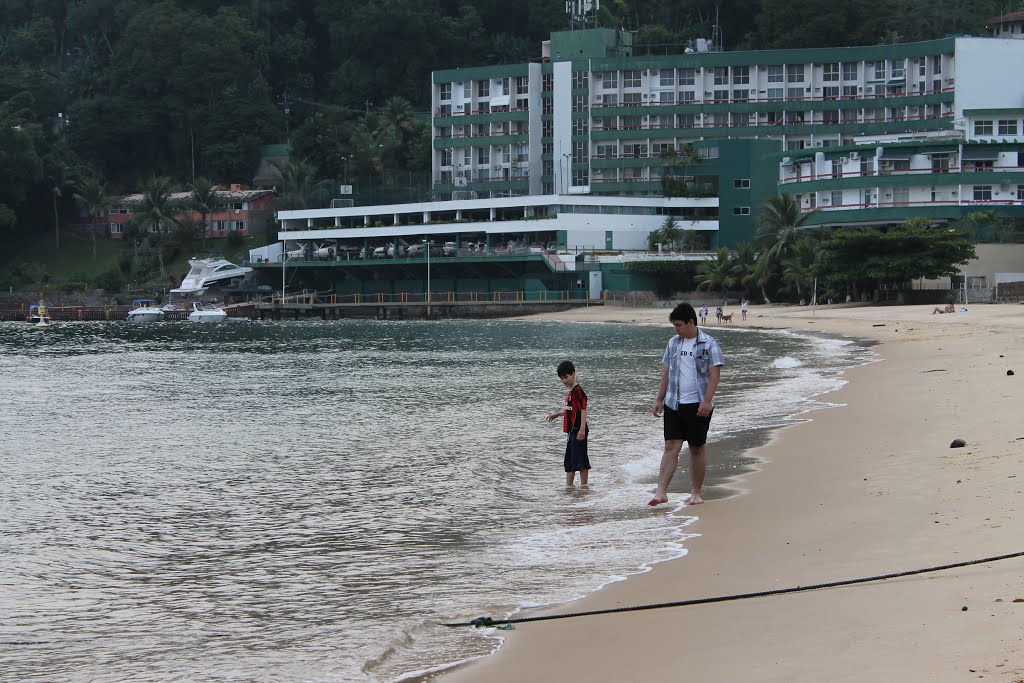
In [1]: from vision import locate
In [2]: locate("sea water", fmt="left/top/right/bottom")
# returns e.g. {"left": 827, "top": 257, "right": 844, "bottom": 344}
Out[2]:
{"left": 0, "top": 318, "right": 871, "bottom": 682}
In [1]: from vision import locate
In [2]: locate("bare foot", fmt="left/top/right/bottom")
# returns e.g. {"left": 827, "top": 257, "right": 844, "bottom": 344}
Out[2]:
{"left": 648, "top": 494, "right": 668, "bottom": 506}
{"left": 688, "top": 491, "right": 704, "bottom": 505}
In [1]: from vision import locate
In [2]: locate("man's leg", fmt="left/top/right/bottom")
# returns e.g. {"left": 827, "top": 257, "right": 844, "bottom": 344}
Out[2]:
{"left": 648, "top": 439, "right": 684, "bottom": 506}
{"left": 565, "top": 470, "right": 575, "bottom": 486}
{"left": 580, "top": 469, "right": 589, "bottom": 486}
{"left": 688, "top": 444, "right": 707, "bottom": 504}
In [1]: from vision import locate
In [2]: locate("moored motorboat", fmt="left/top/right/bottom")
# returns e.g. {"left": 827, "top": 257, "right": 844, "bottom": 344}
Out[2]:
{"left": 126, "top": 299, "right": 165, "bottom": 322}
{"left": 187, "top": 302, "right": 227, "bottom": 323}
{"left": 171, "top": 257, "right": 252, "bottom": 295}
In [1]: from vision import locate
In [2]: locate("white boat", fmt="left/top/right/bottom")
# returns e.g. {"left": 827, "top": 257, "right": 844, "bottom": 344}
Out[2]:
{"left": 187, "top": 302, "right": 227, "bottom": 323}
{"left": 126, "top": 299, "right": 165, "bottom": 322}
{"left": 170, "top": 258, "right": 252, "bottom": 295}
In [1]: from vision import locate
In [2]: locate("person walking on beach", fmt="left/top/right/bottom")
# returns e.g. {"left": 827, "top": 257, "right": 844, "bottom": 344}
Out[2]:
{"left": 699, "top": 304, "right": 708, "bottom": 325}
{"left": 546, "top": 360, "right": 591, "bottom": 486}
{"left": 741, "top": 299, "right": 749, "bottom": 321}
{"left": 649, "top": 303, "right": 724, "bottom": 506}
{"left": 715, "top": 305, "right": 723, "bottom": 324}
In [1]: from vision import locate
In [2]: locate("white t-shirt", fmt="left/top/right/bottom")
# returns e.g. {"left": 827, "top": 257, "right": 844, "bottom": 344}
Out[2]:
{"left": 675, "top": 336, "right": 702, "bottom": 404}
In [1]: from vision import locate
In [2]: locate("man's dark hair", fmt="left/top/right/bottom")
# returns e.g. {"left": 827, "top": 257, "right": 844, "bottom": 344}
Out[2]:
{"left": 557, "top": 360, "right": 576, "bottom": 377}
{"left": 669, "top": 303, "right": 698, "bottom": 324}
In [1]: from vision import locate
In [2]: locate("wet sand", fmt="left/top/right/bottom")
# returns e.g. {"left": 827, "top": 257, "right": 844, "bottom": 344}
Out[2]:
{"left": 431, "top": 302, "right": 1024, "bottom": 683}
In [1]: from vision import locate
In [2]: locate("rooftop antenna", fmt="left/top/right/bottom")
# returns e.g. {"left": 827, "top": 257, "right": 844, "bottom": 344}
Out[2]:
{"left": 711, "top": 5, "right": 723, "bottom": 51}
{"left": 566, "top": 0, "right": 599, "bottom": 30}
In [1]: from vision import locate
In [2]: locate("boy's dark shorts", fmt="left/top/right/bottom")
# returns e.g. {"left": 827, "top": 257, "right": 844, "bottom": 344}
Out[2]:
{"left": 564, "top": 432, "right": 591, "bottom": 472}
{"left": 663, "top": 403, "right": 713, "bottom": 446}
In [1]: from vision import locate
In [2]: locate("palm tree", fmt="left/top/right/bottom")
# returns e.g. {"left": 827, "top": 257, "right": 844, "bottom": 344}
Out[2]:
{"left": 731, "top": 241, "right": 758, "bottom": 299}
{"left": 270, "top": 157, "right": 333, "bottom": 210}
{"left": 48, "top": 164, "right": 75, "bottom": 249}
{"left": 133, "top": 176, "right": 179, "bottom": 281}
{"left": 694, "top": 246, "right": 736, "bottom": 301}
{"left": 380, "top": 96, "right": 416, "bottom": 150}
{"left": 190, "top": 177, "right": 219, "bottom": 250}
{"left": 753, "top": 194, "right": 820, "bottom": 296}
{"left": 780, "top": 236, "right": 823, "bottom": 301}
{"left": 660, "top": 215, "right": 682, "bottom": 250}
{"left": 72, "top": 174, "right": 108, "bottom": 260}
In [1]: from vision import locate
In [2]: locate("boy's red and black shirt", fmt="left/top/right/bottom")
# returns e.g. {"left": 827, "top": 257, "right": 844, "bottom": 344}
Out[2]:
{"left": 563, "top": 385, "right": 589, "bottom": 434}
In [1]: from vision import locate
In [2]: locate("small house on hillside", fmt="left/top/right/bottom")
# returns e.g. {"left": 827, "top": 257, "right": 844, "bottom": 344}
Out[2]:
{"left": 106, "top": 186, "right": 276, "bottom": 239}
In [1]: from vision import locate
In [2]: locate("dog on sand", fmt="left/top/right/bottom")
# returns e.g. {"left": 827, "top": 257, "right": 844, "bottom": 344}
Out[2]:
{"left": 721, "top": 312, "right": 734, "bottom": 323}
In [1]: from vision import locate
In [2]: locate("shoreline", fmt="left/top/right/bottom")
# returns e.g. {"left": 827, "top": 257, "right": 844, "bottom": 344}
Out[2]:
{"left": 425, "top": 303, "right": 1024, "bottom": 683}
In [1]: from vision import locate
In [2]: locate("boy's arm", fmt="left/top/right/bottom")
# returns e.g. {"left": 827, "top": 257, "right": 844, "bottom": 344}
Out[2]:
{"left": 575, "top": 408, "right": 588, "bottom": 439}
{"left": 545, "top": 407, "right": 565, "bottom": 422}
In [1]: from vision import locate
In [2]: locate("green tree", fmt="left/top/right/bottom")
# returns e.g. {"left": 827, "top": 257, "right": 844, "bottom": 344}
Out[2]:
{"left": 694, "top": 246, "right": 736, "bottom": 301}
{"left": 129, "top": 176, "right": 180, "bottom": 281}
{"left": 819, "top": 222, "right": 977, "bottom": 291}
{"left": 269, "top": 157, "right": 333, "bottom": 210}
{"left": 72, "top": 173, "right": 109, "bottom": 260}
{"left": 190, "top": 177, "right": 219, "bottom": 250}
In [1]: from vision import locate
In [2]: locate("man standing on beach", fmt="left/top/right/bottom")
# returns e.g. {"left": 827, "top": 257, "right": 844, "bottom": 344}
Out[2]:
{"left": 649, "top": 303, "right": 724, "bottom": 506}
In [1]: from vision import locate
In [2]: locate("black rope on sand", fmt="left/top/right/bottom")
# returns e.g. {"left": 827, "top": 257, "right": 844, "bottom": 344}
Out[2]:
{"left": 444, "top": 550, "right": 1024, "bottom": 628}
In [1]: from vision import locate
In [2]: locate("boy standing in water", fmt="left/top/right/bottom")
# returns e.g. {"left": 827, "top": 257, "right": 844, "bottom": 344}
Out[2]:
{"left": 649, "top": 303, "right": 724, "bottom": 506}
{"left": 546, "top": 360, "right": 590, "bottom": 486}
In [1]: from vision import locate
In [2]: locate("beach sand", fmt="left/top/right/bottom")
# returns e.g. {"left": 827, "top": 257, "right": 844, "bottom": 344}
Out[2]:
{"left": 431, "top": 303, "right": 1024, "bottom": 683}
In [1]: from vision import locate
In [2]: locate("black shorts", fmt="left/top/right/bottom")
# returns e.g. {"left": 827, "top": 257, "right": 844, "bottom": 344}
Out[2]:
{"left": 564, "top": 432, "right": 591, "bottom": 472}
{"left": 663, "top": 403, "right": 713, "bottom": 446}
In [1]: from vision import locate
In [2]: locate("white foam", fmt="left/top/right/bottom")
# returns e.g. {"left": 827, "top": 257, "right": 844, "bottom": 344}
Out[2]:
{"left": 772, "top": 356, "right": 803, "bottom": 369}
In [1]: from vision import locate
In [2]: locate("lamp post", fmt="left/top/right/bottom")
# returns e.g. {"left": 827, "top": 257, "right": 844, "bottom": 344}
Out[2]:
{"left": 562, "top": 153, "right": 572, "bottom": 193}
{"left": 341, "top": 156, "right": 348, "bottom": 186}
{"left": 423, "top": 238, "right": 432, "bottom": 318}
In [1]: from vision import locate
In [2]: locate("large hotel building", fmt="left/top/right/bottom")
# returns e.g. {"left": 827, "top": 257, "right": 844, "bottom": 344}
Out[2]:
{"left": 270, "top": 17, "right": 1024, "bottom": 298}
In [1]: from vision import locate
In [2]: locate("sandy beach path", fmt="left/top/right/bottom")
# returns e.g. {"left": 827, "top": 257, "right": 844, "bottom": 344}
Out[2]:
{"left": 433, "top": 303, "right": 1024, "bottom": 683}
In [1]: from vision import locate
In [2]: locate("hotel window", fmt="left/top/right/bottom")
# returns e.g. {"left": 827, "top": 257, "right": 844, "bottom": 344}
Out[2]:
{"left": 823, "top": 86, "right": 839, "bottom": 100}
{"left": 830, "top": 191, "right": 843, "bottom": 206}
{"left": 438, "top": 104, "right": 451, "bottom": 116}
{"left": 439, "top": 83, "right": 451, "bottom": 100}
{"left": 970, "top": 160, "right": 994, "bottom": 172}
{"left": 603, "top": 93, "right": 618, "bottom": 105}
{"left": 572, "top": 118, "right": 589, "bottom": 135}
{"left": 232, "top": 221, "right": 245, "bottom": 231}
{"left": 931, "top": 55, "right": 942, "bottom": 74}
{"left": 1017, "top": 185, "right": 1024, "bottom": 200}
{"left": 679, "top": 68, "right": 695, "bottom": 85}
{"left": 861, "top": 188, "right": 875, "bottom": 205}
{"left": 499, "top": 77, "right": 510, "bottom": 94}
{"left": 787, "top": 87, "right": 804, "bottom": 100}
{"left": 623, "top": 143, "right": 648, "bottom": 157}
{"left": 679, "top": 90, "right": 696, "bottom": 102}
{"left": 831, "top": 159, "right": 843, "bottom": 177}
{"left": 842, "top": 85, "right": 857, "bottom": 98}
{"left": 571, "top": 71, "right": 586, "bottom": 89}
{"left": 732, "top": 206, "right": 751, "bottom": 215}
{"left": 659, "top": 69, "right": 675, "bottom": 86}
{"left": 679, "top": 113, "right": 696, "bottom": 127}
{"left": 998, "top": 120, "right": 1019, "bottom": 135}
{"left": 699, "top": 145, "right": 720, "bottom": 159}
{"left": 786, "top": 64, "right": 804, "bottom": 82}
{"left": 873, "top": 61, "right": 885, "bottom": 80}
{"left": 767, "top": 65, "right": 783, "bottom": 83}
{"left": 621, "top": 116, "right": 642, "bottom": 129}
{"left": 767, "top": 111, "right": 782, "bottom": 125}
{"left": 713, "top": 89, "right": 729, "bottom": 102}
{"left": 595, "top": 144, "right": 616, "bottom": 158}
{"left": 573, "top": 141, "right": 588, "bottom": 160}
{"left": 517, "top": 76, "right": 530, "bottom": 94}
{"left": 733, "top": 66, "right": 750, "bottom": 84}
{"left": 767, "top": 87, "right": 784, "bottom": 100}
{"left": 973, "top": 186, "right": 992, "bottom": 201}
{"left": 892, "top": 187, "right": 909, "bottom": 204}
{"left": 572, "top": 95, "right": 586, "bottom": 112}
{"left": 542, "top": 96, "right": 553, "bottom": 114}
{"left": 733, "top": 89, "right": 749, "bottom": 102}
{"left": 653, "top": 114, "right": 673, "bottom": 128}
{"left": 929, "top": 154, "right": 950, "bottom": 174}
{"left": 477, "top": 147, "right": 490, "bottom": 164}
{"left": 623, "top": 92, "right": 642, "bottom": 103}
{"left": 713, "top": 67, "right": 728, "bottom": 85}
{"left": 842, "top": 62, "right": 858, "bottom": 81}
{"left": 441, "top": 149, "right": 453, "bottom": 166}
{"left": 919, "top": 59, "right": 926, "bottom": 77}
{"left": 823, "top": 63, "right": 839, "bottom": 81}
{"left": 109, "top": 223, "right": 122, "bottom": 234}
{"left": 623, "top": 70, "right": 641, "bottom": 88}
{"left": 571, "top": 169, "right": 589, "bottom": 185}
{"left": 659, "top": 91, "right": 675, "bottom": 103}
{"left": 974, "top": 120, "right": 993, "bottom": 136}
{"left": 602, "top": 72, "right": 618, "bottom": 89}
{"left": 543, "top": 73, "right": 553, "bottom": 92}
{"left": 733, "top": 178, "right": 750, "bottom": 189}
{"left": 477, "top": 80, "right": 489, "bottom": 97}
